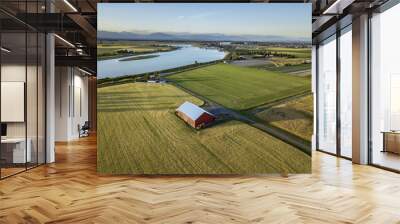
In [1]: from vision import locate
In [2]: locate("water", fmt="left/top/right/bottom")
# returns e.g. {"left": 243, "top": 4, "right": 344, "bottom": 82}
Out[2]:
{"left": 97, "top": 45, "right": 227, "bottom": 78}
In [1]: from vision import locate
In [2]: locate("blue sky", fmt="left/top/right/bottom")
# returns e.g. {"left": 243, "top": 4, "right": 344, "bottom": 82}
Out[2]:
{"left": 98, "top": 4, "right": 311, "bottom": 38}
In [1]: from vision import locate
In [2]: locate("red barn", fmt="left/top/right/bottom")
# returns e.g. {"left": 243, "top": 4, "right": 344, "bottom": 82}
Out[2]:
{"left": 176, "top": 101, "right": 216, "bottom": 129}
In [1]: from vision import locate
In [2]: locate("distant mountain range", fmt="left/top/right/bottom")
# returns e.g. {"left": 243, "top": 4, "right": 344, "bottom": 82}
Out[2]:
{"left": 98, "top": 31, "right": 310, "bottom": 43}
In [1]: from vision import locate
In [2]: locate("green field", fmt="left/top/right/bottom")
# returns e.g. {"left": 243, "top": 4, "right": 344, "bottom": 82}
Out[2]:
{"left": 98, "top": 83, "right": 311, "bottom": 174}
{"left": 167, "top": 63, "right": 311, "bottom": 110}
{"left": 251, "top": 94, "right": 313, "bottom": 141}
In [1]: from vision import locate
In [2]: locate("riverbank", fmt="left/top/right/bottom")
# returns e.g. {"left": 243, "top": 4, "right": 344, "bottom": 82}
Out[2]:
{"left": 97, "top": 53, "right": 135, "bottom": 61}
{"left": 118, "top": 54, "right": 159, "bottom": 61}
{"left": 97, "top": 60, "right": 223, "bottom": 87}
{"left": 97, "top": 44, "right": 180, "bottom": 61}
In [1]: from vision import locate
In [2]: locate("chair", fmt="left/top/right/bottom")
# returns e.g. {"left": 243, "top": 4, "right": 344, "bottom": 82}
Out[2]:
{"left": 79, "top": 121, "right": 90, "bottom": 138}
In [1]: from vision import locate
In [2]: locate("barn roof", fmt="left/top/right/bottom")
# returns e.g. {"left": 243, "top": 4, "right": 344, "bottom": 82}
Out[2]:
{"left": 176, "top": 101, "right": 214, "bottom": 121}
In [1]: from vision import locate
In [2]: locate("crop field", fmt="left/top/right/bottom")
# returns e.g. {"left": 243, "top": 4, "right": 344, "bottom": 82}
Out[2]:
{"left": 250, "top": 94, "right": 313, "bottom": 141}
{"left": 234, "top": 46, "right": 311, "bottom": 59}
{"left": 97, "top": 83, "right": 311, "bottom": 174}
{"left": 167, "top": 63, "right": 311, "bottom": 110}
{"left": 266, "top": 47, "right": 311, "bottom": 59}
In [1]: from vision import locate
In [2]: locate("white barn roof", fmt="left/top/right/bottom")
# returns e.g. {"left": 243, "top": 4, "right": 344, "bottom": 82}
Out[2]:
{"left": 176, "top": 101, "right": 213, "bottom": 121}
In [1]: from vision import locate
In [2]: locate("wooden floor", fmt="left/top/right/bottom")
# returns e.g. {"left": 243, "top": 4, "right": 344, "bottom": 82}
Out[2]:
{"left": 1, "top": 167, "right": 26, "bottom": 178}
{"left": 0, "top": 135, "right": 400, "bottom": 223}
{"left": 373, "top": 150, "right": 400, "bottom": 171}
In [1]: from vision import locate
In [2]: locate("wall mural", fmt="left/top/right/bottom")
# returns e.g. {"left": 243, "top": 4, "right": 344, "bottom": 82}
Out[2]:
{"left": 97, "top": 3, "right": 312, "bottom": 174}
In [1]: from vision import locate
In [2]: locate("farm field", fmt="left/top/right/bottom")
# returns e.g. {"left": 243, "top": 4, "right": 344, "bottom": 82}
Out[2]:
{"left": 234, "top": 46, "right": 311, "bottom": 59}
{"left": 97, "top": 83, "right": 311, "bottom": 174}
{"left": 250, "top": 94, "right": 313, "bottom": 142}
{"left": 97, "top": 41, "right": 177, "bottom": 60}
{"left": 231, "top": 56, "right": 310, "bottom": 76}
{"left": 266, "top": 47, "right": 311, "bottom": 59}
{"left": 167, "top": 63, "right": 311, "bottom": 110}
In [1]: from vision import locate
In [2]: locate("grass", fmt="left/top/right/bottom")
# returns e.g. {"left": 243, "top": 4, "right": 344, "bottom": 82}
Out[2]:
{"left": 167, "top": 63, "right": 311, "bottom": 110}
{"left": 97, "top": 83, "right": 311, "bottom": 174}
{"left": 97, "top": 47, "right": 123, "bottom": 55}
{"left": 250, "top": 94, "right": 313, "bottom": 141}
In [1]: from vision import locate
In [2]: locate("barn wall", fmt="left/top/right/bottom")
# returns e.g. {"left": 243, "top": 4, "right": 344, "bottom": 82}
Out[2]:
{"left": 176, "top": 111, "right": 196, "bottom": 128}
{"left": 195, "top": 113, "right": 216, "bottom": 128}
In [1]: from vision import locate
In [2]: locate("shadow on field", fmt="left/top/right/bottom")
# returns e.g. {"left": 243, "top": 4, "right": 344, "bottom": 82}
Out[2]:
{"left": 98, "top": 91, "right": 141, "bottom": 95}
{"left": 98, "top": 94, "right": 204, "bottom": 104}
{"left": 98, "top": 100, "right": 173, "bottom": 107}
{"left": 254, "top": 107, "right": 312, "bottom": 122}
{"left": 98, "top": 106, "right": 175, "bottom": 112}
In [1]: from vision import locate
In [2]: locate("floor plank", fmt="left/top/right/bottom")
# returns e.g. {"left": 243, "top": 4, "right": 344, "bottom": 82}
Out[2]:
{"left": 0, "top": 135, "right": 399, "bottom": 223}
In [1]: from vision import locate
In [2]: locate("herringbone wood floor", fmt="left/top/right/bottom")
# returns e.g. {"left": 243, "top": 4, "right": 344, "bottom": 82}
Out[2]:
{"left": 1, "top": 135, "right": 400, "bottom": 224}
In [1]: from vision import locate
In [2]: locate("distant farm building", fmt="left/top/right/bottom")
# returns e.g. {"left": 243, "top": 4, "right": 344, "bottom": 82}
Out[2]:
{"left": 147, "top": 80, "right": 166, "bottom": 84}
{"left": 176, "top": 101, "right": 216, "bottom": 129}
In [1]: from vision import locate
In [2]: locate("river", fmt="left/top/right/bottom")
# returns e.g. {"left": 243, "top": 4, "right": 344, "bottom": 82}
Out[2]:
{"left": 97, "top": 44, "right": 227, "bottom": 78}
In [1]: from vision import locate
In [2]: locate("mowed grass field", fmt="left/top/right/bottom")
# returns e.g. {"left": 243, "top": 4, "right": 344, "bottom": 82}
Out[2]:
{"left": 97, "top": 83, "right": 311, "bottom": 174}
{"left": 251, "top": 94, "right": 313, "bottom": 142}
{"left": 167, "top": 63, "right": 311, "bottom": 110}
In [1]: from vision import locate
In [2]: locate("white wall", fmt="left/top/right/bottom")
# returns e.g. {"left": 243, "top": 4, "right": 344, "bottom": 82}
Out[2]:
{"left": 55, "top": 67, "right": 89, "bottom": 141}
{"left": 1, "top": 62, "right": 46, "bottom": 164}
{"left": 1, "top": 64, "right": 28, "bottom": 138}
{"left": 55, "top": 66, "right": 70, "bottom": 141}
{"left": 1, "top": 64, "right": 26, "bottom": 81}
{"left": 71, "top": 72, "right": 89, "bottom": 138}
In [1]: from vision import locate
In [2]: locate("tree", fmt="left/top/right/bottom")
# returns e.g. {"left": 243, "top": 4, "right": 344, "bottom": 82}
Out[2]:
{"left": 230, "top": 52, "right": 239, "bottom": 61}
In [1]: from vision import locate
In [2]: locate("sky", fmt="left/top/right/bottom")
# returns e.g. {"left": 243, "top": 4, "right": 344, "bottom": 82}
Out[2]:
{"left": 98, "top": 4, "right": 311, "bottom": 39}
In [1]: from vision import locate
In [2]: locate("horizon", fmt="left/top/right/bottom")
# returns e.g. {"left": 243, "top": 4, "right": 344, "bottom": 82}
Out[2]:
{"left": 98, "top": 29, "right": 307, "bottom": 38}
{"left": 98, "top": 3, "right": 311, "bottom": 39}
{"left": 97, "top": 30, "right": 311, "bottom": 42}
